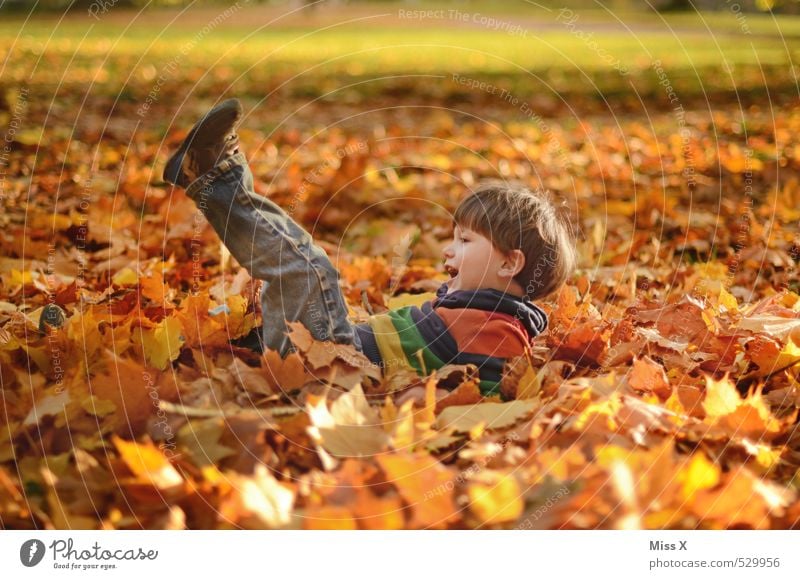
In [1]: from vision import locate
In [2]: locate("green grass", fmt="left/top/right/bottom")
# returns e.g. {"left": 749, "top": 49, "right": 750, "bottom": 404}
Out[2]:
{"left": 1, "top": 3, "right": 797, "bottom": 100}
{"left": 4, "top": 26, "right": 794, "bottom": 71}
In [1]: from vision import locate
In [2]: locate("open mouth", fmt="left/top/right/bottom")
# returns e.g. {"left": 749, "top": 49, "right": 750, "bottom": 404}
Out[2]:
{"left": 444, "top": 265, "right": 459, "bottom": 278}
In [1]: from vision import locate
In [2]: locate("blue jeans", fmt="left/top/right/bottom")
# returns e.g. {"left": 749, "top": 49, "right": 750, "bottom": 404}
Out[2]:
{"left": 185, "top": 152, "right": 361, "bottom": 356}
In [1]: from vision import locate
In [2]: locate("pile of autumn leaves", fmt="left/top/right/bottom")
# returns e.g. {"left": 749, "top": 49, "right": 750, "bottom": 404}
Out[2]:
{"left": 2, "top": 250, "right": 800, "bottom": 528}
{"left": 2, "top": 93, "right": 800, "bottom": 529}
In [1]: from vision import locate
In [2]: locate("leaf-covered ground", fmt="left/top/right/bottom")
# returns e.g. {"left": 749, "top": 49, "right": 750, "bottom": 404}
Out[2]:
{"left": 2, "top": 6, "right": 800, "bottom": 529}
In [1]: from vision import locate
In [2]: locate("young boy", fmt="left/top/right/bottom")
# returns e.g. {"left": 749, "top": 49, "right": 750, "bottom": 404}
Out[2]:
{"left": 162, "top": 99, "right": 576, "bottom": 397}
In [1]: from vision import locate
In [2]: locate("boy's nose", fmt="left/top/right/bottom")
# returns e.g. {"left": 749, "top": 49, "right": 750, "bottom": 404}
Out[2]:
{"left": 442, "top": 244, "right": 454, "bottom": 258}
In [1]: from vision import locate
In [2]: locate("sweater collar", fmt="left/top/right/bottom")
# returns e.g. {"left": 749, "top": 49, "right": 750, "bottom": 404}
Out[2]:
{"left": 433, "top": 283, "right": 548, "bottom": 338}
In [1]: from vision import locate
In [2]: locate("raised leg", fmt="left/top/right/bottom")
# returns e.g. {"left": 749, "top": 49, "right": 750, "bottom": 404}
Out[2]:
{"left": 184, "top": 152, "right": 360, "bottom": 356}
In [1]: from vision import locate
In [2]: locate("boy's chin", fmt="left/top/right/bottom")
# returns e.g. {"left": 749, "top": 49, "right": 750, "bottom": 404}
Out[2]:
{"left": 446, "top": 278, "right": 471, "bottom": 293}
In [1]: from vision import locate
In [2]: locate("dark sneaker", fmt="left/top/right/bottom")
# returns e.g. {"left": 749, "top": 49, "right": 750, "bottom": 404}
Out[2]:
{"left": 163, "top": 98, "right": 243, "bottom": 188}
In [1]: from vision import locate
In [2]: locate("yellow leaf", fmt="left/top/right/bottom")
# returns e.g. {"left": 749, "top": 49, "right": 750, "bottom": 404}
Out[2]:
{"left": 134, "top": 317, "right": 184, "bottom": 370}
{"left": 13, "top": 128, "right": 43, "bottom": 146}
{"left": 113, "top": 436, "right": 183, "bottom": 489}
{"left": 8, "top": 270, "right": 33, "bottom": 286}
{"left": 222, "top": 295, "right": 257, "bottom": 339}
{"left": 376, "top": 452, "right": 459, "bottom": 528}
{"left": 693, "top": 261, "right": 730, "bottom": 281}
{"left": 573, "top": 396, "right": 621, "bottom": 431}
{"left": 386, "top": 399, "right": 416, "bottom": 451}
{"left": 66, "top": 309, "right": 106, "bottom": 360}
{"left": 702, "top": 375, "right": 740, "bottom": 418}
{"left": 742, "top": 439, "right": 782, "bottom": 472}
{"left": 516, "top": 364, "right": 542, "bottom": 400}
{"left": 772, "top": 339, "right": 800, "bottom": 371}
{"left": 467, "top": 471, "right": 524, "bottom": 525}
{"left": 605, "top": 200, "right": 635, "bottom": 216}
{"left": 718, "top": 286, "right": 738, "bottom": 312}
{"left": 677, "top": 452, "right": 720, "bottom": 500}
{"left": 112, "top": 267, "right": 139, "bottom": 286}
{"left": 81, "top": 395, "right": 116, "bottom": 417}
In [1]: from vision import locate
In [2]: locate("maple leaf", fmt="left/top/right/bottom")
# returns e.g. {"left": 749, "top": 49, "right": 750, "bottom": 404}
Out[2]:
{"left": 436, "top": 399, "right": 539, "bottom": 434}
{"left": 701, "top": 375, "right": 789, "bottom": 441}
{"left": 5, "top": 47, "right": 800, "bottom": 530}
{"left": 132, "top": 317, "right": 184, "bottom": 370}
{"left": 113, "top": 436, "right": 183, "bottom": 490}
{"left": 467, "top": 470, "right": 524, "bottom": 526}
{"left": 220, "top": 465, "right": 295, "bottom": 529}
{"left": 139, "top": 269, "right": 170, "bottom": 304}
{"left": 287, "top": 321, "right": 380, "bottom": 389}
{"left": 307, "top": 384, "right": 389, "bottom": 458}
{"left": 627, "top": 356, "right": 672, "bottom": 400}
{"left": 376, "top": 452, "right": 460, "bottom": 529}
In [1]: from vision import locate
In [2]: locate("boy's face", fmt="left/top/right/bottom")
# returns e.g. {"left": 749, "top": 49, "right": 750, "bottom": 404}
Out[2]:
{"left": 442, "top": 224, "right": 524, "bottom": 295}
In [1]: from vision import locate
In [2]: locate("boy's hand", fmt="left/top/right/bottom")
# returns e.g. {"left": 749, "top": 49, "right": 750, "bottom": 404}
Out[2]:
{"left": 394, "top": 385, "right": 449, "bottom": 407}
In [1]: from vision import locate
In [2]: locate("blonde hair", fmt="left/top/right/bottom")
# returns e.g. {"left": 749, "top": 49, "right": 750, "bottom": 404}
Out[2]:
{"left": 453, "top": 182, "right": 576, "bottom": 299}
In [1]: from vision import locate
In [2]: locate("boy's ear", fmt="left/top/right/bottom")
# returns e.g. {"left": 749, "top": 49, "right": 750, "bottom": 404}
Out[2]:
{"left": 499, "top": 249, "right": 525, "bottom": 278}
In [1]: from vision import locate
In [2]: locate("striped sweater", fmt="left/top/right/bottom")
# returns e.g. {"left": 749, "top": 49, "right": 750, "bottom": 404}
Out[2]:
{"left": 355, "top": 283, "right": 548, "bottom": 396}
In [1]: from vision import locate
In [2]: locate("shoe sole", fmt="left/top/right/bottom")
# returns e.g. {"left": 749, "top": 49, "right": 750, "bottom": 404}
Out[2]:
{"left": 163, "top": 98, "right": 243, "bottom": 186}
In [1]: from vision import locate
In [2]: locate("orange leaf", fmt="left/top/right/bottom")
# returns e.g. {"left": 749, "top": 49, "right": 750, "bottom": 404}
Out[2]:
{"left": 113, "top": 436, "right": 183, "bottom": 490}
{"left": 628, "top": 356, "right": 672, "bottom": 400}
{"left": 377, "top": 453, "right": 459, "bottom": 528}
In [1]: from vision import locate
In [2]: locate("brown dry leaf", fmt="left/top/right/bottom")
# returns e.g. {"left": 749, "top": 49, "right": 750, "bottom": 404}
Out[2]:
{"left": 220, "top": 465, "right": 295, "bottom": 529}
{"left": 552, "top": 322, "right": 611, "bottom": 367}
{"left": 228, "top": 357, "right": 275, "bottom": 396}
{"left": 287, "top": 321, "right": 380, "bottom": 389}
{"left": 307, "top": 384, "right": 389, "bottom": 457}
{"left": 436, "top": 399, "right": 539, "bottom": 433}
{"left": 739, "top": 315, "right": 800, "bottom": 340}
{"left": 6, "top": 66, "right": 800, "bottom": 531}
{"left": 501, "top": 356, "right": 545, "bottom": 401}
{"left": 89, "top": 351, "right": 160, "bottom": 435}
{"left": 435, "top": 378, "right": 482, "bottom": 412}
{"left": 177, "top": 418, "right": 236, "bottom": 468}
{"left": 628, "top": 356, "right": 672, "bottom": 400}
{"left": 260, "top": 348, "right": 309, "bottom": 393}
